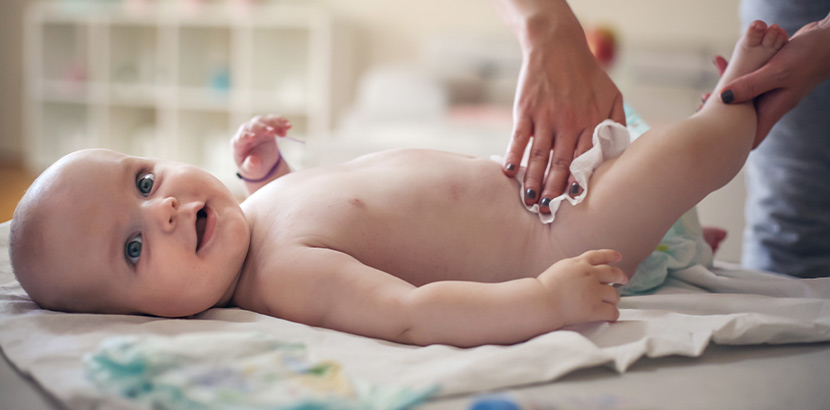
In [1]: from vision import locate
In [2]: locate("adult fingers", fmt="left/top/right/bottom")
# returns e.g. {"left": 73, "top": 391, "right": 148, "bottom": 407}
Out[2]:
{"left": 720, "top": 64, "right": 780, "bottom": 104}
{"left": 523, "top": 123, "right": 553, "bottom": 205}
{"left": 713, "top": 55, "right": 729, "bottom": 76}
{"left": 581, "top": 249, "right": 623, "bottom": 266}
{"left": 573, "top": 127, "right": 594, "bottom": 158}
{"left": 566, "top": 175, "right": 582, "bottom": 198}
{"left": 503, "top": 116, "right": 533, "bottom": 177}
{"left": 609, "top": 93, "right": 627, "bottom": 126}
{"left": 539, "top": 132, "right": 577, "bottom": 208}
{"left": 753, "top": 88, "right": 798, "bottom": 148}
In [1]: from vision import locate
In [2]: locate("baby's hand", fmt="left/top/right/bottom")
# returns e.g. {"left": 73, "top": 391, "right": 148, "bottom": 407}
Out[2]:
{"left": 231, "top": 114, "right": 292, "bottom": 181}
{"left": 538, "top": 249, "right": 627, "bottom": 327}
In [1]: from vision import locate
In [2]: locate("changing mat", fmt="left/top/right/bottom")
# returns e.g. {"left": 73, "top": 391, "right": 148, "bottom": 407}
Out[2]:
{"left": 2, "top": 217, "right": 830, "bottom": 409}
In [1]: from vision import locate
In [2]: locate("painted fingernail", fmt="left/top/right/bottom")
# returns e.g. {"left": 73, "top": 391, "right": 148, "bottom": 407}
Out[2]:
{"left": 525, "top": 189, "right": 537, "bottom": 200}
{"left": 540, "top": 197, "right": 551, "bottom": 207}
{"left": 506, "top": 163, "right": 515, "bottom": 172}
{"left": 569, "top": 182, "right": 580, "bottom": 196}
{"left": 721, "top": 90, "right": 734, "bottom": 104}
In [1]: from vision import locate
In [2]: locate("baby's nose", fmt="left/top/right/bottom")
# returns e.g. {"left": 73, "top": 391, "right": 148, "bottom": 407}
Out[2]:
{"left": 148, "top": 197, "right": 179, "bottom": 230}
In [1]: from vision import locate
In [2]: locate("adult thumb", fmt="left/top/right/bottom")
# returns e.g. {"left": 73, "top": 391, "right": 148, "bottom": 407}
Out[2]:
{"left": 720, "top": 65, "right": 779, "bottom": 104}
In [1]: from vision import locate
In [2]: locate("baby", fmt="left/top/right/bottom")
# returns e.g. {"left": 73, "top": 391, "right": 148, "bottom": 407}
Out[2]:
{"left": 10, "top": 22, "right": 788, "bottom": 347}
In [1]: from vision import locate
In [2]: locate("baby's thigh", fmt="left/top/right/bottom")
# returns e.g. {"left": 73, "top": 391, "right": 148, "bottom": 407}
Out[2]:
{"left": 551, "top": 159, "right": 679, "bottom": 275}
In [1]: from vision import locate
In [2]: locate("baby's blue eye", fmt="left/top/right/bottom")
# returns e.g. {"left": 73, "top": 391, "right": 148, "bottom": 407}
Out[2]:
{"left": 125, "top": 235, "right": 142, "bottom": 265}
{"left": 137, "top": 173, "right": 154, "bottom": 197}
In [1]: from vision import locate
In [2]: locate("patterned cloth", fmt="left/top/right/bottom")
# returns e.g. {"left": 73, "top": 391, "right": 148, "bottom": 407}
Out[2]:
{"left": 85, "top": 332, "right": 437, "bottom": 409}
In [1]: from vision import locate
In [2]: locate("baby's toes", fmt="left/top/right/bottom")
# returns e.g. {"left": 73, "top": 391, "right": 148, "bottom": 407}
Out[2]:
{"left": 761, "top": 24, "right": 785, "bottom": 49}
{"left": 772, "top": 25, "right": 789, "bottom": 49}
{"left": 743, "top": 20, "right": 767, "bottom": 48}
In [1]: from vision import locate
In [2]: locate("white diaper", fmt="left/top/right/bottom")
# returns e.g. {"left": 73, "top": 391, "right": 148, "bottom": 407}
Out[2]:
{"left": 496, "top": 119, "right": 630, "bottom": 224}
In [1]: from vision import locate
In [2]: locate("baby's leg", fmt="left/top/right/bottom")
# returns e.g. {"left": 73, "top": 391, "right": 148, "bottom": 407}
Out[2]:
{"left": 553, "top": 22, "right": 788, "bottom": 274}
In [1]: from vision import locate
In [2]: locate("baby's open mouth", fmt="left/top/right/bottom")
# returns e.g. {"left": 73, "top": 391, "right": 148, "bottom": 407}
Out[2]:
{"left": 195, "top": 207, "right": 208, "bottom": 251}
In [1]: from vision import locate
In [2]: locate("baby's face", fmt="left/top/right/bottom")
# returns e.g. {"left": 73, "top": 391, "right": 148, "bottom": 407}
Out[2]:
{"left": 38, "top": 149, "right": 250, "bottom": 316}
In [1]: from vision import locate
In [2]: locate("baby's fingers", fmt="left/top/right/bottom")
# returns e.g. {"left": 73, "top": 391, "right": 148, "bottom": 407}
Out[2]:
{"left": 594, "top": 302, "right": 620, "bottom": 323}
{"left": 580, "top": 249, "right": 622, "bottom": 266}
{"left": 249, "top": 119, "right": 277, "bottom": 137}
{"left": 260, "top": 114, "right": 292, "bottom": 136}
{"left": 599, "top": 283, "right": 621, "bottom": 305}
{"left": 240, "top": 154, "right": 261, "bottom": 175}
{"left": 596, "top": 264, "right": 628, "bottom": 285}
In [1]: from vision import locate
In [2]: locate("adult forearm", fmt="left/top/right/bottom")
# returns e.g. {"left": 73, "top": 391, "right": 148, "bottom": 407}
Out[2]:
{"left": 492, "top": 0, "right": 584, "bottom": 51}
{"left": 400, "top": 278, "right": 561, "bottom": 347}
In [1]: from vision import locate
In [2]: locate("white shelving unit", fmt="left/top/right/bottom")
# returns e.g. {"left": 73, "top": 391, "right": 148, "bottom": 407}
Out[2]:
{"left": 24, "top": 1, "right": 339, "bottom": 190}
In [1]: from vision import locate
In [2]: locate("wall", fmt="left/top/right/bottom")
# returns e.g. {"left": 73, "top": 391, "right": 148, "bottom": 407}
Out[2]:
{"left": 0, "top": 0, "right": 31, "bottom": 160}
{"left": 317, "top": 0, "right": 743, "bottom": 66}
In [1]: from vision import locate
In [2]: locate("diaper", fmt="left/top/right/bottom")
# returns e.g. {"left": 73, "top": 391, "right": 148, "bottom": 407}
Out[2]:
{"left": 85, "top": 332, "right": 436, "bottom": 409}
{"left": 505, "top": 104, "right": 712, "bottom": 294}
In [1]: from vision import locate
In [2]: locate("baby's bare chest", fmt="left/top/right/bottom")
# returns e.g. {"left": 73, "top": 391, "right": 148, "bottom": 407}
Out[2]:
{"left": 250, "top": 150, "right": 565, "bottom": 284}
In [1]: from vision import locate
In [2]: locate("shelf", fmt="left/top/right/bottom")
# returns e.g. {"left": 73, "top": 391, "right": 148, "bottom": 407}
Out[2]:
{"left": 36, "top": 80, "right": 93, "bottom": 103}
{"left": 109, "top": 24, "right": 161, "bottom": 86}
{"left": 40, "top": 22, "right": 88, "bottom": 82}
{"left": 26, "top": 1, "right": 339, "bottom": 180}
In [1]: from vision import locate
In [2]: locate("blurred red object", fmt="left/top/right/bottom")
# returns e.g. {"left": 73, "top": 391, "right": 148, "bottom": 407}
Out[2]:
{"left": 585, "top": 26, "right": 618, "bottom": 68}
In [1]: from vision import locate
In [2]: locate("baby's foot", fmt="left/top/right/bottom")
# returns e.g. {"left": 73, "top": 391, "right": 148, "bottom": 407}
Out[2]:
{"left": 718, "top": 21, "right": 788, "bottom": 100}
{"left": 702, "top": 226, "right": 727, "bottom": 254}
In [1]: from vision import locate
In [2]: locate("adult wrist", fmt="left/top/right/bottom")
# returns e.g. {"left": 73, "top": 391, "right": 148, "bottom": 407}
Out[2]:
{"left": 517, "top": 2, "right": 582, "bottom": 49}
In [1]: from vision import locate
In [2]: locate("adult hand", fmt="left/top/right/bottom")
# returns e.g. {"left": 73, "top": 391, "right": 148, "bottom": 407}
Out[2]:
{"left": 720, "top": 13, "right": 830, "bottom": 148}
{"left": 494, "top": 0, "right": 625, "bottom": 212}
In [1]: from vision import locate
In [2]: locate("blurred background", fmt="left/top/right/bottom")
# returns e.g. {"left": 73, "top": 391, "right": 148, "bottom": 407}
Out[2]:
{"left": 0, "top": 0, "right": 747, "bottom": 261}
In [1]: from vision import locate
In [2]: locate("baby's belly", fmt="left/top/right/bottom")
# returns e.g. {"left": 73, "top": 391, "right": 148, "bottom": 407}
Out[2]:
{"left": 318, "top": 150, "right": 568, "bottom": 285}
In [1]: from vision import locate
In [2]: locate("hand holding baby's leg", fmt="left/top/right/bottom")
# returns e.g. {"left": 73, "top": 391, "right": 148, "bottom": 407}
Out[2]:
{"left": 231, "top": 114, "right": 292, "bottom": 181}
{"left": 538, "top": 249, "right": 627, "bottom": 327}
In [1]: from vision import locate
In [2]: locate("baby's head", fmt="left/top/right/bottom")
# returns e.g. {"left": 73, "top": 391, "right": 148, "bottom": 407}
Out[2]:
{"left": 9, "top": 149, "right": 250, "bottom": 317}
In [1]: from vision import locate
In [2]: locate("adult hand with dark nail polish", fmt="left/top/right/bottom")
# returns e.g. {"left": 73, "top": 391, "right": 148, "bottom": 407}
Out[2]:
{"left": 493, "top": 0, "right": 626, "bottom": 210}
{"left": 719, "top": 13, "right": 830, "bottom": 148}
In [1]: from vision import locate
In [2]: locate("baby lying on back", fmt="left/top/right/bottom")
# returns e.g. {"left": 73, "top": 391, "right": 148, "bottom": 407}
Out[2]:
{"left": 9, "top": 21, "right": 788, "bottom": 347}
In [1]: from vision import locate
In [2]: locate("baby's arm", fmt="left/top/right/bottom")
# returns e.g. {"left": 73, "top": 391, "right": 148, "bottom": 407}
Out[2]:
{"left": 261, "top": 248, "right": 626, "bottom": 347}
{"left": 231, "top": 115, "right": 292, "bottom": 195}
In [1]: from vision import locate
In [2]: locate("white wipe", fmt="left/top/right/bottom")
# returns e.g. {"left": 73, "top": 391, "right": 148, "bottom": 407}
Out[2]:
{"left": 498, "top": 119, "right": 630, "bottom": 224}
